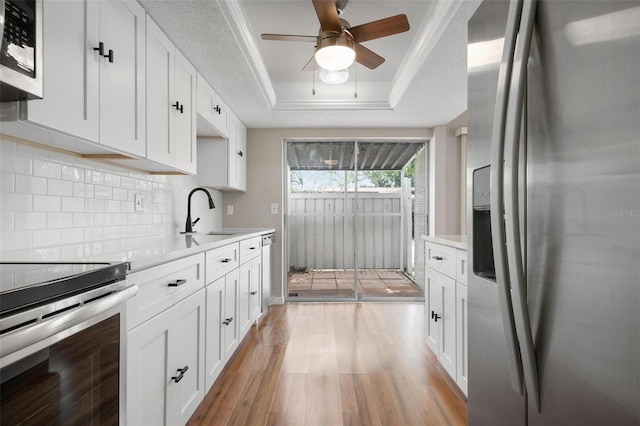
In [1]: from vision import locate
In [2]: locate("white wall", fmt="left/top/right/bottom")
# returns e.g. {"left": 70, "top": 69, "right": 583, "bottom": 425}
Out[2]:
{"left": 0, "top": 137, "right": 222, "bottom": 261}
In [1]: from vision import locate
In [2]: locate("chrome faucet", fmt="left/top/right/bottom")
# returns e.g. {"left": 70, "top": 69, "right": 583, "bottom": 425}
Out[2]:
{"left": 183, "top": 187, "right": 215, "bottom": 234}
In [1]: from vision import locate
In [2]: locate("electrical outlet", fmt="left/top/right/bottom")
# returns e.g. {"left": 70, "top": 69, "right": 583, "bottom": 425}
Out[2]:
{"left": 134, "top": 193, "right": 145, "bottom": 212}
{"left": 270, "top": 203, "right": 278, "bottom": 214}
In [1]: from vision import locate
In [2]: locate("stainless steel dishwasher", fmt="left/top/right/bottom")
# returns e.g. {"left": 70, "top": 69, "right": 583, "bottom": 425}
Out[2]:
{"left": 261, "top": 233, "right": 275, "bottom": 313}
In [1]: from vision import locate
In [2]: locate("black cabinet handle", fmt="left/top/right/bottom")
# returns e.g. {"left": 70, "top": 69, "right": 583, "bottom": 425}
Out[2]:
{"left": 171, "top": 366, "right": 189, "bottom": 383}
{"left": 168, "top": 279, "right": 187, "bottom": 287}
{"left": 431, "top": 311, "right": 442, "bottom": 322}
{"left": 173, "top": 102, "right": 184, "bottom": 113}
{"left": 214, "top": 105, "right": 221, "bottom": 114}
{"left": 237, "top": 151, "right": 243, "bottom": 157}
{"left": 248, "top": 247, "right": 256, "bottom": 250}
{"left": 223, "top": 317, "right": 233, "bottom": 325}
{"left": 93, "top": 41, "right": 105, "bottom": 56}
{"left": 250, "top": 291, "right": 257, "bottom": 295}
{"left": 221, "top": 258, "right": 232, "bottom": 263}
{"left": 432, "top": 256, "right": 444, "bottom": 261}
{"left": 104, "top": 49, "right": 114, "bottom": 63}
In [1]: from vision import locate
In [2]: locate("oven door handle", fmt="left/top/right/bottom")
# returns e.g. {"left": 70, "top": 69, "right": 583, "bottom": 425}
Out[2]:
{"left": 0, "top": 286, "right": 137, "bottom": 360}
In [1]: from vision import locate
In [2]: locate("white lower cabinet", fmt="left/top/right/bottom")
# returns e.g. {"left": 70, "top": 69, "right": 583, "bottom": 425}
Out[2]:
{"left": 238, "top": 255, "right": 262, "bottom": 339}
{"left": 127, "top": 288, "right": 206, "bottom": 426}
{"left": 204, "top": 268, "right": 240, "bottom": 391}
{"left": 424, "top": 240, "right": 468, "bottom": 396}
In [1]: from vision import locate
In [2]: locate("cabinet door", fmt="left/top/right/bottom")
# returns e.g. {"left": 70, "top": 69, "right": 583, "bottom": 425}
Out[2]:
{"left": 24, "top": 0, "right": 99, "bottom": 142}
{"left": 205, "top": 277, "right": 225, "bottom": 391}
{"left": 425, "top": 268, "right": 440, "bottom": 354}
{"left": 145, "top": 17, "right": 174, "bottom": 166}
{"left": 439, "top": 273, "right": 457, "bottom": 379}
{"left": 456, "top": 282, "right": 468, "bottom": 395}
{"left": 223, "top": 268, "right": 239, "bottom": 360}
{"left": 99, "top": 0, "right": 145, "bottom": 156}
{"left": 234, "top": 118, "right": 247, "bottom": 191}
{"left": 173, "top": 50, "right": 197, "bottom": 174}
{"left": 168, "top": 290, "right": 206, "bottom": 426}
{"left": 238, "top": 261, "right": 252, "bottom": 338}
{"left": 250, "top": 256, "right": 262, "bottom": 323}
{"left": 127, "top": 306, "right": 172, "bottom": 426}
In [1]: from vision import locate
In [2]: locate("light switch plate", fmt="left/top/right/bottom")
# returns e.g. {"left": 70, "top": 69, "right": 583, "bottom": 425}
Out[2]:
{"left": 227, "top": 205, "right": 234, "bottom": 215}
{"left": 134, "top": 193, "right": 145, "bottom": 212}
{"left": 271, "top": 203, "right": 278, "bottom": 214}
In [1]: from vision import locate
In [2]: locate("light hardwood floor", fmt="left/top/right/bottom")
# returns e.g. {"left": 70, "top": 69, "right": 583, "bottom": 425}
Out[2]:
{"left": 188, "top": 303, "right": 467, "bottom": 426}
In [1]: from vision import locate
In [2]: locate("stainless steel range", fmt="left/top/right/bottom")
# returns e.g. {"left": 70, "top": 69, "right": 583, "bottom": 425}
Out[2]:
{"left": 0, "top": 262, "right": 136, "bottom": 425}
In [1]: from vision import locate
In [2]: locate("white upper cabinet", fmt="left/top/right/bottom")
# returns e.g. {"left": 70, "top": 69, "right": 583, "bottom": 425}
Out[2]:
{"left": 196, "top": 73, "right": 229, "bottom": 138}
{"left": 20, "top": 0, "right": 145, "bottom": 157}
{"left": 145, "top": 17, "right": 197, "bottom": 174}
{"left": 197, "top": 112, "right": 247, "bottom": 192}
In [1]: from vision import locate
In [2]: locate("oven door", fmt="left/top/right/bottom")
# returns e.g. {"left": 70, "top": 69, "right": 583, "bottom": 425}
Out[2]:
{"left": 0, "top": 286, "right": 136, "bottom": 425}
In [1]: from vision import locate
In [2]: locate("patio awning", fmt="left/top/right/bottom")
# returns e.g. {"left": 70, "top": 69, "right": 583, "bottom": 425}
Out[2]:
{"left": 287, "top": 140, "right": 424, "bottom": 171}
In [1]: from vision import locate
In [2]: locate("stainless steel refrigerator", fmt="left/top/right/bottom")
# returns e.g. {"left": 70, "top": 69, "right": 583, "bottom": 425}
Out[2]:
{"left": 467, "top": 0, "right": 640, "bottom": 424}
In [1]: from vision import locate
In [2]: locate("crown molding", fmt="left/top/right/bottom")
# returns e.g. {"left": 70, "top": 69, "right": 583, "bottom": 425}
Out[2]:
{"left": 388, "top": 0, "right": 463, "bottom": 108}
{"left": 216, "top": 0, "right": 277, "bottom": 108}
{"left": 273, "top": 100, "right": 391, "bottom": 111}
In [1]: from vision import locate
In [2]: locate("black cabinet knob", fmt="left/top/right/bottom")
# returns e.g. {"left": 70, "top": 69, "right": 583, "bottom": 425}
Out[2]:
{"left": 237, "top": 150, "right": 243, "bottom": 157}
{"left": 171, "top": 366, "right": 189, "bottom": 383}
{"left": 250, "top": 291, "right": 257, "bottom": 295}
{"left": 104, "top": 49, "right": 114, "bottom": 63}
{"left": 221, "top": 258, "right": 232, "bottom": 263}
{"left": 93, "top": 41, "right": 105, "bottom": 56}
{"left": 432, "top": 256, "right": 444, "bottom": 261}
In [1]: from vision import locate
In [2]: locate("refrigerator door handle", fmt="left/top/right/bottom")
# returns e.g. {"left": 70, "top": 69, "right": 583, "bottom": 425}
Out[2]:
{"left": 489, "top": 0, "right": 525, "bottom": 395}
{"left": 504, "top": 0, "right": 541, "bottom": 413}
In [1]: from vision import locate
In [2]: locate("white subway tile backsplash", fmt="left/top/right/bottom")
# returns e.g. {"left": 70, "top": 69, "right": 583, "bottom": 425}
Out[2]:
{"left": 15, "top": 212, "right": 46, "bottom": 230}
{"left": 85, "top": 199, "right": 105, "bottom": 212}
{"left": 61, "top": 165, "right": 84, "bottom": 182}
{"left": 1, "top": 152, "right": 31, "bottom": 175}
{"left": 33, "top": 159, "right": 62, "bottom": 179}
{"left": 1, "top": 172, "right": 14, "bottom": 192}
{"left": 60, "top": 228, "right": 84, "bottom": 244}
{"left": 48, "top": 179, "right": 73, "bottom": 196}
{"left": 1, "top": 137, "right": 221, "bottom": 259}
{"left": 47, "top": 212, "right": 73, "bottom": 228}
{"left": 15, "top": 175, "right": 47, "bottom": 194}
{"left": 94, "top": 185, "right": 113, "bottom": 200}
{"left": 72, "top": 213, "right": 94, "bottom": 227}
{"left": 3, "top": 193, "right": 32, "bottom": 211}
{"left": 61, "top": 196, "right": 83, "bottom": 212}
{"left": 33, "top": 229, "right": 61, "bottom": 247}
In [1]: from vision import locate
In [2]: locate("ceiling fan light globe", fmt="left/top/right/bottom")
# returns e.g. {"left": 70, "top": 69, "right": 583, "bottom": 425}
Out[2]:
{"left": 319, "top": 68, "right": 349, "bottom": 84}
{"left": 315, "top": 33, "right": 356, "bottom": 71}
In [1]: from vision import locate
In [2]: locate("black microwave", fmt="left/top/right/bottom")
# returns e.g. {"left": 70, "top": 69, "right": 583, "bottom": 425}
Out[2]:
{"left": 0, "top": 0, "right": 42, "bottom": 102}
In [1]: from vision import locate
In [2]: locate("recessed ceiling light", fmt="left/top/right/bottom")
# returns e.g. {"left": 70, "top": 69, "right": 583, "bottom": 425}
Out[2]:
{"left": 324, "top": 159, "right": 339, "bottom": 166}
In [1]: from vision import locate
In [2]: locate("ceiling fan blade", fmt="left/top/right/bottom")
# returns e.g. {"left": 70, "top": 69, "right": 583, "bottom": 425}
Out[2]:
{"left": 348, "top": 14, "right": 410, "bottom": 43}
{"left": 355, "top": 44, "right": 385, "bottom": 69}
{"left": 312, "top": 0, "right": 342, "bottom": 33}
{"left": 261, "top": 34, "right": 317, "bottom": 42}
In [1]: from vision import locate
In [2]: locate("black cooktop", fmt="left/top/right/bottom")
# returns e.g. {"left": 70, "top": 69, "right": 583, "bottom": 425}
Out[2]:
{"left": 0, "top": 262, "right": 129, "bottom": 317}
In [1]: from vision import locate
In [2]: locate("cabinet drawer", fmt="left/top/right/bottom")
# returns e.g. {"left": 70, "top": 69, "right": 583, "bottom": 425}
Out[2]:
{"left": 206, "top": 242, "right": 240, "bottom": 284}
{"left": 239, "top": 237, "right": 261, "bottom": 264}
{"left": 127, "top": 254, "right": 205, "bottom": 330}
{"left": 456, "top": 250, "right": 468, "bottom": 285}
{"left": 425, "top": 242, "right": 457, "bottom": 279}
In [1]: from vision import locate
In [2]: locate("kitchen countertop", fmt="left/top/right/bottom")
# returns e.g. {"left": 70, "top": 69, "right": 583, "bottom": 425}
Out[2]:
{"left": 421, "top": 235, "right": 467, "bottom": 250}
{"left": 0, "top": 228, "right": 275, "bottom": 273}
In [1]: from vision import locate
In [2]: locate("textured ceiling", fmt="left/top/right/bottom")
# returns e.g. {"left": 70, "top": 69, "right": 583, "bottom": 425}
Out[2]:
{"left": 137, "top": 0, "right": 481, "bottom": 129}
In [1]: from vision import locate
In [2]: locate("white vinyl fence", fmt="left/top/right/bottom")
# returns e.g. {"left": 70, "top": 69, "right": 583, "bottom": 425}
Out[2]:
{"left": 288, "top": 192, "right": 409, "bottom": 270}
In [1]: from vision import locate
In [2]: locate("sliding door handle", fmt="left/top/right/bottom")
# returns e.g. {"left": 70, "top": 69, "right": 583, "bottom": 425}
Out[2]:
{"left": 489, "top": 0, "right": 525, "bottom": 396}
{"left": 504, "top": 0, "right": 540, "bottom": 413}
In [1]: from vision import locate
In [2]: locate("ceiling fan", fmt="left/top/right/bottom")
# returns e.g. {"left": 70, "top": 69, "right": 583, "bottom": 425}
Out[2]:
{"left": 261, "top": 0, "right": 410, "bottom": 71}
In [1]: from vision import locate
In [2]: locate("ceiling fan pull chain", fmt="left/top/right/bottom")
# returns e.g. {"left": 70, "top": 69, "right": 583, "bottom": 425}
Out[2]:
{"left": 354, "top": 63, "right": 358, "bottom": 98}
{"left": 312, "top": 45, "right": 317, "bottom": 95}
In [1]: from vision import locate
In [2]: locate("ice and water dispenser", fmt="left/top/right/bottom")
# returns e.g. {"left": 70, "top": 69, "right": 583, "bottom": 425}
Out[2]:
{"left": 472, "top": 166, "right": 496, "bottom": 281}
